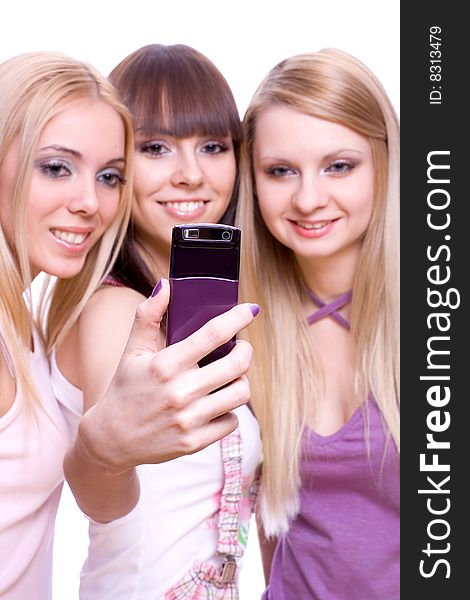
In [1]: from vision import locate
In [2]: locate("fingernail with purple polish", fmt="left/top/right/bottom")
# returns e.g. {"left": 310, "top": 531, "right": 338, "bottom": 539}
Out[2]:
{"left": 250, "top": 303, "right": 260, "bottom": 317}
{"left": 151, "top": 280, "right": 162, "bottom": 297}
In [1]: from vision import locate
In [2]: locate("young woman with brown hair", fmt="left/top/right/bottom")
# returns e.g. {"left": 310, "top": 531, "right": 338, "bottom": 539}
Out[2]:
{"left": 56, "top": 44, "right": 261, "bottom": 599}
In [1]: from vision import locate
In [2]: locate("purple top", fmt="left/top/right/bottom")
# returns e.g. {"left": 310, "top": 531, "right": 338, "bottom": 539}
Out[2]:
{"left": 263, "top": 399, "right": 400, "bottom": 600}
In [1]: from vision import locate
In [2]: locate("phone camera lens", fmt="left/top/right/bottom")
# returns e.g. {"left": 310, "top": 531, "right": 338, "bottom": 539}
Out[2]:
{"left": 184, "top": 228, "right": 200, "bottom": 239}
{"left": 222, "top": 230, "right": 232, "bottom": 241}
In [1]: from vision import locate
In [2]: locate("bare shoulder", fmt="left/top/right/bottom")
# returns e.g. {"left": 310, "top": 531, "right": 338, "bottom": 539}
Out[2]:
{"left": 77, "top": 285, "right": 147, "bottom": 408}
{"left": 81, "top": 285, "right": 146, "bottom": 326}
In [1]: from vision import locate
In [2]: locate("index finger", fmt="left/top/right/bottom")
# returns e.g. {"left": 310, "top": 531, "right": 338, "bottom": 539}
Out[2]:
{"left": 164, "top": 302, "right": 259, "bottom": 369}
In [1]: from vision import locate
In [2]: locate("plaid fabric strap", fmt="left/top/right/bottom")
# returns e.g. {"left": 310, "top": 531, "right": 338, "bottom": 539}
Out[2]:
{"left": 216, "top": 428, "right": 244, "bottom": 582}
{"left": 165, "top": 429, "right": 244, "bottom": 598}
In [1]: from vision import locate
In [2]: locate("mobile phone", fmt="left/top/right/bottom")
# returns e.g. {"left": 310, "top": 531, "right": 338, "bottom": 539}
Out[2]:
{"left": 166, "top": 223, "right": 241, "bottom": 367}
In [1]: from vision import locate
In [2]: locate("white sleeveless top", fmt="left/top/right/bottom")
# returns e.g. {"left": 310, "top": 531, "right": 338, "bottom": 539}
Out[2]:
{"left": 50, "top": 351, "right": 262, "bottom": 599}
{"left": 0, "top": 332, "right": 70, "bottom": 599}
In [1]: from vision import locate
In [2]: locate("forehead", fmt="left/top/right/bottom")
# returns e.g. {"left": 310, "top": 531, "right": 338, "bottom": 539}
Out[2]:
{"left": 38, "top": 99, "right": 125, "bottom": 151}
{"left": 254, "top": 105, "right": 370, "bottom": 156}
{"left": 41, "top": 98, "right": 123, "bottom": 134}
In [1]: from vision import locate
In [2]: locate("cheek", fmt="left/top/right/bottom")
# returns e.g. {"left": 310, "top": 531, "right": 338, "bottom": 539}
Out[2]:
{"left": 133, "top": 157, "right": 162, "bottom": 199}
{"left": 257, "top": 197, "right": 281, "bottom": 239}
{"left": 356, "top": 176, "right": 375, "bottom": 228}
{"left": 99, "top": 193, "right": 121, "bottom": 229}
{"left": 210, "top": 158, "right": 237, "bottom": 199}
{"left": 256, "top": 179, "right": 283, "bottom": 224}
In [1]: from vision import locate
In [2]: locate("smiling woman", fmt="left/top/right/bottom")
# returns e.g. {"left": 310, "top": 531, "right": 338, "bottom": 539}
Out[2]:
{"left": 253, "top": 107, "right": 375, "bottom": 267}
{"left": 1, "top": 50, "right": 260, "bottom": 600}
{"left": 236, "top": 48, "right": 400, "bottom": 598}
{"left": 54, "top": 43, "right": 262, "bottom": 600}
{"left": 106, "top": 43, "right": 243, "bottom": 293}
{"left": 1, "top": 100, "right": 126, "bottom": 280}
{"left": 0, "top": 51, "right": 134, "bottom": 599}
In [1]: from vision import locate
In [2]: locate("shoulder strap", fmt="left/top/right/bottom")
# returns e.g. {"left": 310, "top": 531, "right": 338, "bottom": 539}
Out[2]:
{"left": 306, "top": 287, "right": 352, "bottom": 330}
{"left": 216, "top": 428, "right": 244, "bottom": 582}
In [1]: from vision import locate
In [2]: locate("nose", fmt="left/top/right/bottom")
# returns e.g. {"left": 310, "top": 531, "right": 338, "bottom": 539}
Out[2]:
{"left": 292, "top": 173, "right": 329, "bottom": 214}
{"left": 68, "top": 177, "right": 100, "bottom": 216}
{"left": 171, "top": 150, "right": 203, "bottom": 188}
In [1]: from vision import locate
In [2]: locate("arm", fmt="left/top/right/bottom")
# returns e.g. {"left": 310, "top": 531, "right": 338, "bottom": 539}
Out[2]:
{"left": 59, "top": 284, "right": 147, "bottom": 521}
{"left": 64, "top": 279, "right": 258, "bottom": 522}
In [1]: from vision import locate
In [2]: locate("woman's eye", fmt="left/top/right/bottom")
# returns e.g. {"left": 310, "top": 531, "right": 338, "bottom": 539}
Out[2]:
{"left": 266, "top": 165, "right": 296, "bottom": 177}
{"left": 201, "top": 141, "right": 229, "bottom": 154}
{"left": 139, "top": 141, "right": 169, "bottom": 157}
{"left": 97, "top": 169, "right": 126, "bottom": 188}
{"left": 38, "top": 160, "right": 71, "bottom": 178}
{"left": 325, "top": 160, "right": 355, "bottom": 175}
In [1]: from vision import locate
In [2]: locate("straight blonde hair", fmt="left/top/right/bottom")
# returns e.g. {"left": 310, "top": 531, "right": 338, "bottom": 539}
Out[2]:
{"left": 0, "top": 52, "right": 134, "bottom": 406}
{"left": 236, "top": 49, "right": 400, "bottom": 536}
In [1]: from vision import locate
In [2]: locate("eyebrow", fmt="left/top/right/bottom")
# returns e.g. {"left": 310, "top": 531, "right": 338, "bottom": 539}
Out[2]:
{"left": 257, "top": 149, "right": 365, "bottom": 165}
{"left": 38, "top": 144, "right": 126, "bottom": 166}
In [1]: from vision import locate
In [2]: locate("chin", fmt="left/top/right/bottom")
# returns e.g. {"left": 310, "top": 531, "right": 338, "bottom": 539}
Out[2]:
{"left": 42, "top": 260, "right": 87, "bottom": 280}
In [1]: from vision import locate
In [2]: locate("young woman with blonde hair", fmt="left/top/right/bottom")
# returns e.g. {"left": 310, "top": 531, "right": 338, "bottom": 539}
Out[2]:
{"left": 237, "top": 48, "right": 400, "bottom": 598}
{"left": 0, "top": 50, "right": 133, "bottom": 598}
{"left": 0, "top": 50, "right": 256, "bottom": 599}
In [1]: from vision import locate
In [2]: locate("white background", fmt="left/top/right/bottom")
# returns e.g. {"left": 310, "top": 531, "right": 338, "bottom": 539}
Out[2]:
{"left": 2, "top": 1, "right": 399, "bottom": 598}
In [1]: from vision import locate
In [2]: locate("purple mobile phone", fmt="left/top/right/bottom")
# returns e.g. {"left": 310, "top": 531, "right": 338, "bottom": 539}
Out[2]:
{"left": 166, "top": 223, "right": 240, "bottom": 367}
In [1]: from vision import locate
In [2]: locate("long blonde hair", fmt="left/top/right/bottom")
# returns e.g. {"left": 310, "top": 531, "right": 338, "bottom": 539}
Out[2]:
{"left": 236, "top": 49, "right": 400, "bottom": 536}
{"left": 0, "top": 52, "right": 134, "bottom": 405}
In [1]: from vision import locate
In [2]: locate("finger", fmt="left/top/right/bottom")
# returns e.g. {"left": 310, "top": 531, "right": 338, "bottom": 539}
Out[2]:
{"left": 125, "top": 279, "right": 170, "bottom": 355}
{"left": 166, "top": 302, "right": 259, "bottom": 369}
{"left": 178, "top": 374, "right": 250, "bottom": 437}
{"left": 194, "top": 341, "right": 253, "bottom": 398}
{"left": 191, "top": 412, "right": 240, "bottom": 454}
{"left": 205, "top": 374, "right": 251, "bottom": 416}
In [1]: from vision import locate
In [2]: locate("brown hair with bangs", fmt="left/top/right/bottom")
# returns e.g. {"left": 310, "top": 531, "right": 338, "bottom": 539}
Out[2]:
{"left": 110, "top": 44, "right": 241, "bottom": 143}
{"left": 108, "top": 44, "right": 242, "bottom": 296}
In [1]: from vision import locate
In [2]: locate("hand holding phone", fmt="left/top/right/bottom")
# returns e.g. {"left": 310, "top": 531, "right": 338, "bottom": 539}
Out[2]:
{"left": 166, "top": 224, "right": 240, "bottom": 367}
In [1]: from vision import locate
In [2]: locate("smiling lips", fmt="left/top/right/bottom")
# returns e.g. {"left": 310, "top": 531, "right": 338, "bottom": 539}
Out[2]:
{"left": 50, "top": 228, "right": 92, "bottom": 251}
{"left": 290, "top": 218, "right": 339, "bottom": 238}
{"left": 51, "top": 229, "right": 88, "bottom": 244}
{"left": 158, "top": 199, "right": 207, "bottom": 218}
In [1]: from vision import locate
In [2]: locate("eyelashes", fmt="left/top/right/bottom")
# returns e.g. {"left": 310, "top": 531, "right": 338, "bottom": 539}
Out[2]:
{"left": 36, "top": 159, "right": 125, "bottom": 188}
{"left": 200, "top": 141, "right": 230, "bottom": 154}
{"left": 264, "top": 159, "right": 357, "bottom": 178}
{"left": 138, "top": 141, "right": 170, "bottom": 157}
{"left": 137, "top": 139, "right": 231, "bottom": 158}
{"left": 97, "top": 170, "right": 127, "bottom": 187}
{"left": 324, "top": 160, "right": 356, "bottom": 175}
{"left": 37, "top": 159, "right": 71, "bottom": 178}
{"left": 266, "top": 165, "right": 297, "bottom": 177}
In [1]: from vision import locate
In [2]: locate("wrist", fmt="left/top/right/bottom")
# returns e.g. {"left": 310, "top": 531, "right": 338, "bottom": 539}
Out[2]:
{"left": 77, "top": 403, "right": 133, "bottom": 476}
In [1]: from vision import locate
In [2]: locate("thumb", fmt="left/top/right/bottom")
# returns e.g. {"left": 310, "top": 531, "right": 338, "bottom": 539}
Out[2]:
{"left": 125, "top": 278, "right": 170, "bottom": 355}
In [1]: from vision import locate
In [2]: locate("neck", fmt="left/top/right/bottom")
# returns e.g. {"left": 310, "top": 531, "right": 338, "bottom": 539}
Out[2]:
{"left": 295, "top": 245, "right": 359, "bottom": 302}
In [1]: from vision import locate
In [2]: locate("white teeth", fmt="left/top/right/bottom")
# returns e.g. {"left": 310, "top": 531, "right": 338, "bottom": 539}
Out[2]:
{"left": 51, "top": 229, "right": 88, "bottom": 245}
{"left": 163, "top": 201, "right": 204, "bottom": 213}
{"left": 297, "top": 220, "right": 331, "bottom": 230}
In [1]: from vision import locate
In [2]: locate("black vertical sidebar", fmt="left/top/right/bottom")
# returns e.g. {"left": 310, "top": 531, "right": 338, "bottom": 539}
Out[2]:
{"left": 401, "top": 2, "right": 466, "bottom": 597}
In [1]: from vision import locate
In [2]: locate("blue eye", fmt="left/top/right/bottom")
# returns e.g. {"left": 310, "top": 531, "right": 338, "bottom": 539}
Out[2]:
{"left": 325, "top": 160, "right": 355, "bottom": 175}
{"left": 266, "top": 165, "right": 296, "bottom": 177}
{"left": 97, "top": 169, "right": 126, "bottom": 188}
{"left": 38, "top": 159, "right": 71, "bottom": 178}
